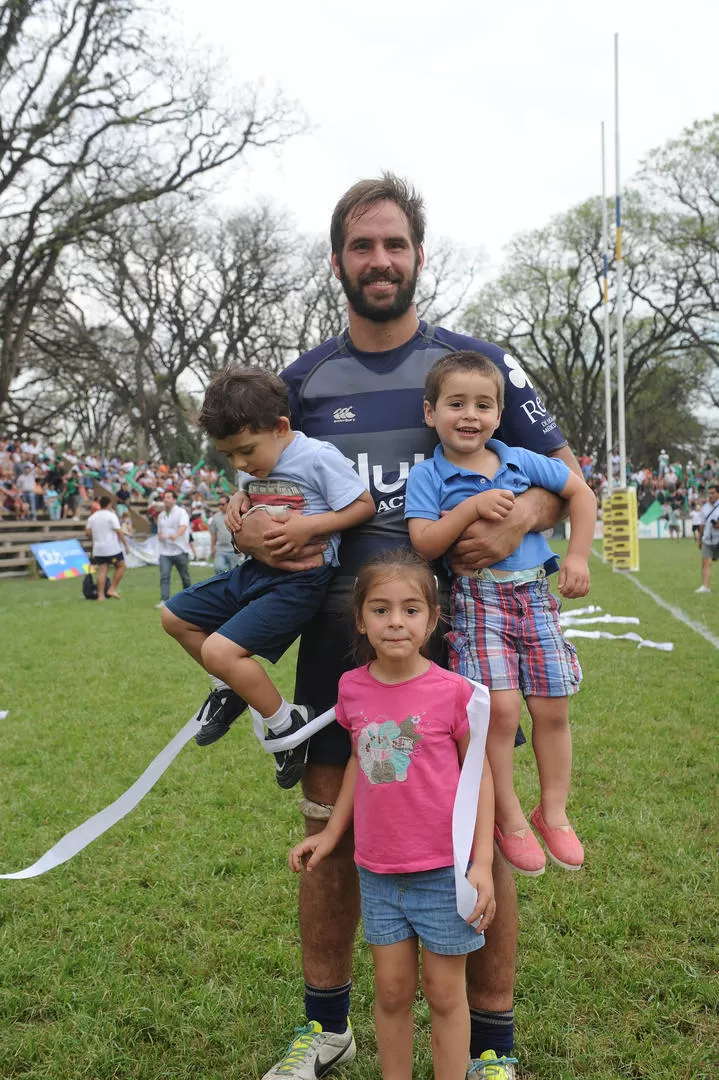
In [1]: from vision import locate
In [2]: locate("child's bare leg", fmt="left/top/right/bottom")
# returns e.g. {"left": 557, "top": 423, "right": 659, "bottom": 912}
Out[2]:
{"left": 422, "top": 949, "right": 471, "bottom": 1080}
{"left": 200, "top": 634, "right": 281, "bottom": 718}
{"left": 95, "top": 563, "right": 108, "bottom": 601}
{"left": 161, "top": 607, "right": 210, "bottom": 666}
{"left": 487, "top": 690, "right": 526, "bottom": 833}
{"left": 526, "top": 695, "right": 571, "bottom": 826}
{"left": 371, "top": 939, "right": 418, "bottom": 1080}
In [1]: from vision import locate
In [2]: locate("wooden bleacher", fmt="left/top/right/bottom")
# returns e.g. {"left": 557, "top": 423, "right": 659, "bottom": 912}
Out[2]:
{"left": 0, "top": 517, "right": 93, "bottom": 579}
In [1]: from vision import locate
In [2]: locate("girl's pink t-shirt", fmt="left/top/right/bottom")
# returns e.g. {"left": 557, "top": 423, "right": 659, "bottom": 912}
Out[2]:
{"left": 335, "top": 662, "right": 472, "bottom": 874}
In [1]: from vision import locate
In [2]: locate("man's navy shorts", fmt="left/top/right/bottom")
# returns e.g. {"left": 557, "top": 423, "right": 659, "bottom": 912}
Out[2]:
{"left": 165, "top": 560, "right": 334, "bottom": 663}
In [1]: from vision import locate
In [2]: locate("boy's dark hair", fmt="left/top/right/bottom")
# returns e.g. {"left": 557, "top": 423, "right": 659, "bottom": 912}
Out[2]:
{"left": 99, "top": 495, "right": 112, "bottom": 508}
{"left": 424, "top": 351, "right": 505, "bottom": 413}
{"left": 199, "top": 367, "right": 290, "bottom": 440}
{"left": 330, "top": 172, "right": 426, "bottom": 256}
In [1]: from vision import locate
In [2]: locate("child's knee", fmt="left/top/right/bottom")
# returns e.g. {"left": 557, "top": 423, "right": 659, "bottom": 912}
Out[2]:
{"left": 200, "top": 633, "right": 242, "bottom": 676}
{"left": 422, "top": 964, "right": 467, "bottom": 1015}
{"left": 375, "top": 969, "right": 417, "bottom": 1013}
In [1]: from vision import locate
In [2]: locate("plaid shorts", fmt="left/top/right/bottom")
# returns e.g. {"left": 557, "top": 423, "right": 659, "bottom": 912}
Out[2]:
{"left": 446, "top": 575, "right": 581, "bottom": 698}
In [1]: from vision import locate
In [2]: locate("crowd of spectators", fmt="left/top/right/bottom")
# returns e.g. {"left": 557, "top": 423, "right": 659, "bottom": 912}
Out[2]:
{"left": 0, "top": 437, "right": 229, "bottom": 529}
{"left": 576, "top": 450, "right": 718, "bottom": 520}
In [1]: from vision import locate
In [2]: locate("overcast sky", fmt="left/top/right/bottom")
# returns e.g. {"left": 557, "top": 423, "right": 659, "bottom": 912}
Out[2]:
{"left": 171, "top": 0, "right": 717, "bottom": 271}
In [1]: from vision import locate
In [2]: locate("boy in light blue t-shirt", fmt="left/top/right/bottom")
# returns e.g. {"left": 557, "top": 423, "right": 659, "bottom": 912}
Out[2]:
{"left": 162, "top": 367, "right": 374, "bottom": 789}
{"left": 405, "top": 351, "right": 596, "bottom": 877}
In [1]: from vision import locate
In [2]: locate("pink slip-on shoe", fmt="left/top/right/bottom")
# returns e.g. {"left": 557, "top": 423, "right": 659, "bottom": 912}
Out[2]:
{"left": 529, "top": 805, "right": 584, "bottom": 870}
{"left": 493, "top": 822, "right": 546, "bottom": 876}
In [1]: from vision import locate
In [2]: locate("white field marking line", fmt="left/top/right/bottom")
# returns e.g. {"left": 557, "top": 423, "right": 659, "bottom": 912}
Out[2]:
{"left": 590, "top": 548, "right": 719, "bottom": 651}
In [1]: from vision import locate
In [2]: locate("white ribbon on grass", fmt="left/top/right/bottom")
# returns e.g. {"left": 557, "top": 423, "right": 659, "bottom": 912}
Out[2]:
{"left": 564, "top": 629, "right": 673, "bottom": 651}
{"left": 0, "top": 710, "right": 204, "bottom": 880}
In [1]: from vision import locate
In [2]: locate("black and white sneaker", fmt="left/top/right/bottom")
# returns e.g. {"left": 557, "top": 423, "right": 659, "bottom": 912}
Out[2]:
{"left": 194, "top": 687, "right": 248, "bottom": 746}
{"left": 266, "top": 705, "right": 314, "bottom": 789}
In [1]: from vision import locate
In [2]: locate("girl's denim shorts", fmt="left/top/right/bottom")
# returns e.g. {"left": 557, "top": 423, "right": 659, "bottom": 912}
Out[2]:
{"left": 357, "top": 865, "right": 485, "bottom": 956}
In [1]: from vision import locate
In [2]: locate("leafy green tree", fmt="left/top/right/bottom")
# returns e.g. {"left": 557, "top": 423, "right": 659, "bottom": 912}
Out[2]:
{"left": 638, "top": 115, "right": 719, "bottom": 408}
{"left": 463, "top": 195, "right": 697, "bottom": 459}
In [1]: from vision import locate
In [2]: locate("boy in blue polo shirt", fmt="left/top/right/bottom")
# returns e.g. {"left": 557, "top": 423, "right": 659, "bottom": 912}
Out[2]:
{"left": 162, "top": 367, "right": 374, "bottom": 789}
{"left": 405, "top": 351, "right": 596, "bottom": 876}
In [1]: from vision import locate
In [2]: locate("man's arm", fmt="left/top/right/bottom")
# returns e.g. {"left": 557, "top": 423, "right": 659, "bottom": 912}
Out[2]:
{"left": 450, "top": 446, "right": 582, "bottom": 574}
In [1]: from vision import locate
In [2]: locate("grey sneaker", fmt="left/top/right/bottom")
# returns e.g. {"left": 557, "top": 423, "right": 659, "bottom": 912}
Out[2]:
{"left": 261, "top": 1020, "right": 356, "bottom": 1079}
{"left": 266, "top": 705, "right": 314, "bottom": 790}
{"left": 194, "top": 687, "right": 247, "bottom": 746}
{"left": 468, "top": 1050, "right": 518, "bottom": 1078}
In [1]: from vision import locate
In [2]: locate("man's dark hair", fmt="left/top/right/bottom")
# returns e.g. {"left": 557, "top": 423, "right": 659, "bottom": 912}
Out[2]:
{"left": 424, "top": 351, "right": 505, "bottom": 412}
{"left": 99, "top": 495, "right": 112, "bottom": 508}
{"left": 199, "top": 367, "right": 290, "bottom": 440}
{"left": 330, "top": 172, "right": 426, "bottom": 256}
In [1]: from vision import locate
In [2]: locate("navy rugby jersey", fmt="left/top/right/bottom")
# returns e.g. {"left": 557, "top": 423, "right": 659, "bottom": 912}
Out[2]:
{"left": 280, "top": 322, "right": 567, "bottom": 575}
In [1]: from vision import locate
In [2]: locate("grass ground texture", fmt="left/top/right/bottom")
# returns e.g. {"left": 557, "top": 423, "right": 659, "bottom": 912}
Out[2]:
{"left": 0, "top": 538, "right": 716, "bottom": 1079}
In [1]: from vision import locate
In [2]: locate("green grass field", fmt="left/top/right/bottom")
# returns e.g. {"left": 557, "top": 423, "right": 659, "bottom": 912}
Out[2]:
{"left": 1, "top": 540, "right": 717, "bottom": 1079}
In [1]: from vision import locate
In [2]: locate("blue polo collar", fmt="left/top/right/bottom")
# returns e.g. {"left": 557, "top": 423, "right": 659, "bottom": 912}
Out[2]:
{"left": 431, "top": 438, "right": 522, "bottom": 480}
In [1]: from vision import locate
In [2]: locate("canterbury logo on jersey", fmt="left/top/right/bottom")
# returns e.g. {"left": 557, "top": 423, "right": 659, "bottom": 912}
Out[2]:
{"left": 333, "top": 407, "right": 356, "bottom": 423}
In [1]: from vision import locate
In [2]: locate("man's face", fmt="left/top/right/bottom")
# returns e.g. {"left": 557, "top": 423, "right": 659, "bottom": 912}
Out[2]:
{"left": 332, "top": 200, "right": 423, "bottom": 323}
{"left": 709, "top": 487, "right": 718, "bottom": 503}
{"left": 163, "top": 493, "right": 176, "bottom": 511}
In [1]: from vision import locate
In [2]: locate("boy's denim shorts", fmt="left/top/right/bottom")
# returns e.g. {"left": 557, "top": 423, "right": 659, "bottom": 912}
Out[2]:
{"left": 165, "top": 560, "right": 333, "bottom": 662}
{"left": 357, "top": 865, "right": 485, "bottom": 956}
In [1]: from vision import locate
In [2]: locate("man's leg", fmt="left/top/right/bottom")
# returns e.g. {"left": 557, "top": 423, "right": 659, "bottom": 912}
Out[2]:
{"left": 159, "top": 555, "right": 172, "bottom": 602}
{"left": 95, "top": 562, "right": 109, "bottom": 602}
{"left": 177, "top": 552, "right": 192, "bottom": 590}
{"left": 260, "top": 762, "right": 360, "bottom": 1080}
{"left": 299, "top": 763, "right": 361, "bottom": 990}
{"left": 466, "top": 847, "right": 518, "bottom": 1063}
{"left": 108, "top": 559, "right": 126, "bottom": 597}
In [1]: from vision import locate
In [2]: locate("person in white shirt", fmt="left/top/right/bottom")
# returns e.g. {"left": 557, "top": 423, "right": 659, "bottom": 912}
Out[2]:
{"left": 156, "top": 489, "right": 191, "bottom": 607}
{"left": 85, "top": 495, "right": 129, "bottom": 600}
{"left": 696, "top": 484, "right": 719, "bottom": 594}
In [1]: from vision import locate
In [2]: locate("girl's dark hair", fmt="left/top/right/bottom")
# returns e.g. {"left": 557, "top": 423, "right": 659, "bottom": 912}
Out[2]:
{"left": 351, "top": 548, "right": 439, "bottom": 664}
{"left": 199, "top": 366, "right": 290, "bottom": 440}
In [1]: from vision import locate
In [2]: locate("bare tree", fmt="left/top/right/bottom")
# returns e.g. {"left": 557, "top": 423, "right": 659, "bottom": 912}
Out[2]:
{"left": 0, "top": 0, "right": 301, "bottom": 409}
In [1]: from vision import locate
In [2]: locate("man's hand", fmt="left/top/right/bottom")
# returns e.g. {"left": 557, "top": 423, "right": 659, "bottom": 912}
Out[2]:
{"left": 558, "top": 554, "right": 590, "bottom": 598}
{"left": 263, "top": 509, "right": 324, "bottom": 558}
{"left": 450, "top": 487, "right": 564, "bottom": 574}
{"left": 473, "top": 489, "right": 515, "bottom": 521}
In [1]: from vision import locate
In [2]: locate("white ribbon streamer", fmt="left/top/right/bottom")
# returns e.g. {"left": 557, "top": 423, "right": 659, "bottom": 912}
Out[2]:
{"left": 563, "top": 629, "right": 673, "bottom": 651}
{"left": 0, "top": 711, "right": 203, "bottom": 880}
{"left": 452, "top": 682, "right": 491, "bottom": 925}
{"left": 561, "top": 613, "right": 639, "bottom": 626}
{"left": 250, "top": 706, "right": 338, "bottom": 752}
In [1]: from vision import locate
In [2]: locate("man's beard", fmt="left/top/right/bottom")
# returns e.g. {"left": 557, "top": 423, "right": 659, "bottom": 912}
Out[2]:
{"left": 338, "top": 255, "right": 420, "bottom": 323}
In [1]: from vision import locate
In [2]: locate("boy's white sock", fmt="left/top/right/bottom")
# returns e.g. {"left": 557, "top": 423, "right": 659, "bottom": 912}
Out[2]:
{"left": 263, "top": 699, "right": 293, "bottom": 734}
{"left": 210, "top": 676, "right": 230, "bottom": 691}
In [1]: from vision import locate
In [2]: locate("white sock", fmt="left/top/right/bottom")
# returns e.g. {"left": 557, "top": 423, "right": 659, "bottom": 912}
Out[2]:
{"left": 210, "top": 676, "right": 230, "bottom": 691}
{"left": 263, "top": 699, "right": 293, "bottom": 734}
